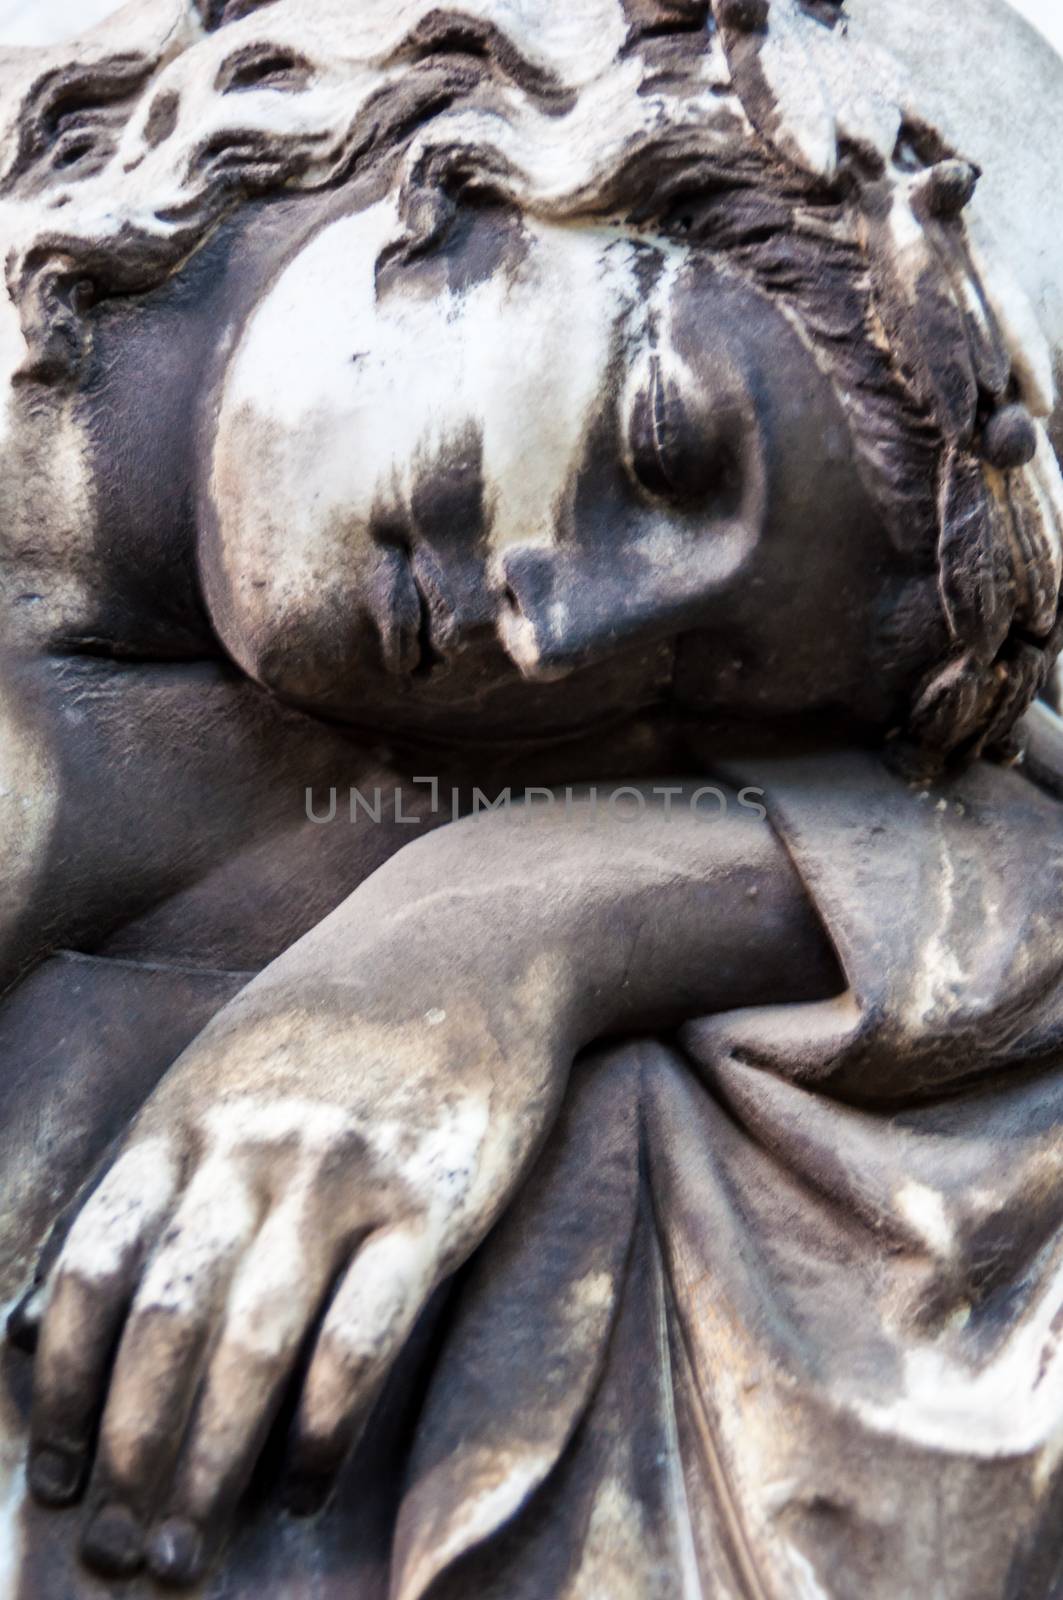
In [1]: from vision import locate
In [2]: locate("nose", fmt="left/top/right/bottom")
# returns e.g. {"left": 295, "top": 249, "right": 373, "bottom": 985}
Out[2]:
{"left": 497, "top": 548, "right": 584, "bottom": 682}
{"left": 497, "top": 545, "right": 725, "bottom": 682}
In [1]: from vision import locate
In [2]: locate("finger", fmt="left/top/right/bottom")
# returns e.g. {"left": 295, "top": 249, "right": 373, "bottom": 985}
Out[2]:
{"left": 284, "top": 1222, "right": 438, "bottom": 1512}
{"left": 80, "top": 1159, "right": 261, "bottom": 1579}
{"left": 8, "top": 1184, "right": 101, "bottom": 1355}
{"left": 144, "top": 1195, "right": 343, "bottom": 1588}
{"left": 29, "top": 1137, "right": 179, "bottom": 1509}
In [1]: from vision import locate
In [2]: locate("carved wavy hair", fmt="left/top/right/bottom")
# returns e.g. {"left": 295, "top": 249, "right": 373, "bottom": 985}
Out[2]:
{"left": 3, "top": 0, "right": 1062, "bottom": 764}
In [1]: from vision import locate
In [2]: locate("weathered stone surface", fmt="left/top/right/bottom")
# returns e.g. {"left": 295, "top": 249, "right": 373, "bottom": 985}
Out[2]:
{"left": 1, "top": 3, "right": 1063, "bottom": 1595}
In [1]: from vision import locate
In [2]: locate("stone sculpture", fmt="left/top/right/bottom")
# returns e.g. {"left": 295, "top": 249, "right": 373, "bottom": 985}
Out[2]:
{"left": 2, "top": 1, "right": 1063, "bottom": 1595}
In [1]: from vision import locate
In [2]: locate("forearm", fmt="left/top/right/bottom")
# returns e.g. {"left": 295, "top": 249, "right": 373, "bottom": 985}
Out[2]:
{"left": 229, "top": 783, "right": 841, "bottom": 1061}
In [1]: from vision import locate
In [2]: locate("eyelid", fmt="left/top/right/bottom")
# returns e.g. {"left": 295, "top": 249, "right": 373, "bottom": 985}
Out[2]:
{"left": 627, "top": 352, "right": 687, "bottom": 500}
{"left": 624, "top": 350, "right": 746, "bottom": 512}
{"left": 627, "top": 352, "right": 728, "bottom": 504}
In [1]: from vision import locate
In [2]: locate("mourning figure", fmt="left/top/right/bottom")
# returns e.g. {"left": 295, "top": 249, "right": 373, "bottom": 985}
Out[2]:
{"left": 2, "top": 2, "right": 1063, "bottom": 1596}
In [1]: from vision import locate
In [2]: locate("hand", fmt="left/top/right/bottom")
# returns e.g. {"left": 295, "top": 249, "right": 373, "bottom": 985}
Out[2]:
{"left": 26, "top": 970, "right": 567, "bottom": 1588}
{"left": 24, "top": 781, "right": 832, "bottom": 1588}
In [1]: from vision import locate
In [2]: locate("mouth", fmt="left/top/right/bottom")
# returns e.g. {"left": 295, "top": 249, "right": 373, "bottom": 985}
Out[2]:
{"left": 375, "top": 540, "right": 449, "bottom": 682}
{"left": 379, "top": 543, "right": 523, "bottom": 687}
{"left": 408, "top": 559, "right": 445, "bottom": 681}
{"left": 372, "top": 540, "right": 681, "bottom": 713}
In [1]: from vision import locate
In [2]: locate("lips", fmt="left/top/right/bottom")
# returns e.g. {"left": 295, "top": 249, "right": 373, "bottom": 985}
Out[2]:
{"left": 373, "top": 543, "right": 422, "bottom": 678}
{"left": 408, "top": 557, "right": 444, "bottom": 680}
{"left": 373, "top": 542, "right": 453, "bottom": 681}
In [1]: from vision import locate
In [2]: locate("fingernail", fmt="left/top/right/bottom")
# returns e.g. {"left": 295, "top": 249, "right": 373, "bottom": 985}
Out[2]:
{"left": 912, "top": 158, "right": 979, "bottom": 222}
{"left": 146, "top": 1517, "right": 205, "bottom": 1588}
{"left": 28, "top": 1445, "right": 85, "bottom": 1506}
{"left": 5, "top": 1287, "right": 43, "bottom": 1354}
{"left": 281, "top": 1473, "right": 333, "bottom": 1518}
{"left": 81, "top": 1502, "right": 145, "bottom": 1578}
{"left": 981, "top": 403, "right": 1039, "bottom": 471}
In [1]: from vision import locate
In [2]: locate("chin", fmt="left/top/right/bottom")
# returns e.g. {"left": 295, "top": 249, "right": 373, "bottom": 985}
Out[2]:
{"left": 272, "top": 651, "right": 672, "bottom": 747}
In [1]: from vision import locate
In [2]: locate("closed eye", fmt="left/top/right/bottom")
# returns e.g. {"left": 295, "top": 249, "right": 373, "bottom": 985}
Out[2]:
{"left": 627, "top": 355, "right": 739, "bottom": 508}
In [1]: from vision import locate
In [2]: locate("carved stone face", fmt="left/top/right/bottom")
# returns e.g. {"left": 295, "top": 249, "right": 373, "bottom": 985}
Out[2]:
{"left": 199, "top": 192, "right": 930, "bottom": 740}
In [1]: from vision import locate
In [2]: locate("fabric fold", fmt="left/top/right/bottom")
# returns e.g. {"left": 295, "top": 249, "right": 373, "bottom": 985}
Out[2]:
{"left": 391, "top": 1044, "right": 643, "bottom": 1600}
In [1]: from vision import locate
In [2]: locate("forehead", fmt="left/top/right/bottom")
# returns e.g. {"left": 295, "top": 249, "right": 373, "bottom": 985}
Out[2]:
{"left": 219, "top": 196, "right": 687, "bottom": 555}
{"left": 223, "top": 196, "right": 661, "bottom": 425}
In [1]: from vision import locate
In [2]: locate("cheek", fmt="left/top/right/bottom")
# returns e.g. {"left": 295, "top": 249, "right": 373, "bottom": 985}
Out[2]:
{"left": 201, "top": 383, "right": 391, "bottom": 698}
{"left": 196, "top": 203, "right": 428, "bottom": 698}
{"left": 200, "top": 192, "right": 512, "bottom": 690}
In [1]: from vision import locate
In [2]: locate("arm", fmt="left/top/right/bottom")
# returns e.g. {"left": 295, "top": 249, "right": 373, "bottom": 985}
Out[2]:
{"left": 0, "top": 648, "right": 427, "bottom": 992}
{"left": 26, "top": 784, "right": 839, "bottom": 1586}
{"left": 230, "top": 778, "right": 838, "bottom": 1052}
{"left": 0, "top": 656, "right": 59, "bottom": 985}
